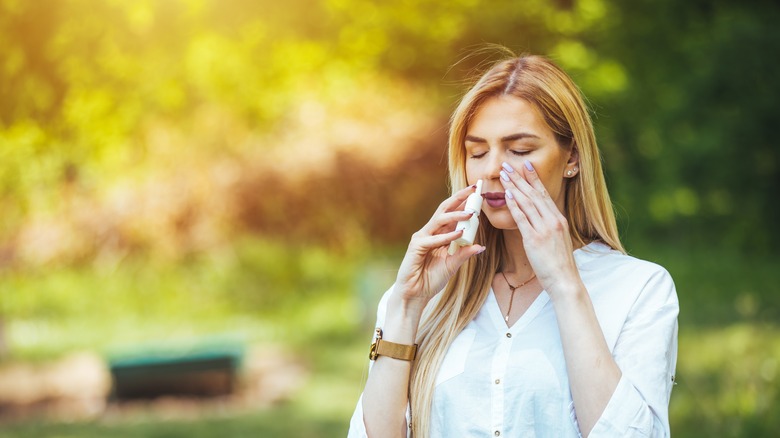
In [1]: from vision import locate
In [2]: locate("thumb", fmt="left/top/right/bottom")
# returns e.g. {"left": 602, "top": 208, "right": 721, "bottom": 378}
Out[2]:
{"left": 450, "top": 244, "right": 487, "bottom": 267}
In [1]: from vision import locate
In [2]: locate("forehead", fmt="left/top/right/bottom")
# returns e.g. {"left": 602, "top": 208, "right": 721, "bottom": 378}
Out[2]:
{"left": 466, "top": 96, "right": 554, "bottom": 141}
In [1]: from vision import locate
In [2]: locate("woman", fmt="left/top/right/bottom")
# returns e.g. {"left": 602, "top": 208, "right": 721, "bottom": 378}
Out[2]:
{"left": 349, "top": 55, "right": 678, "bottom": 437}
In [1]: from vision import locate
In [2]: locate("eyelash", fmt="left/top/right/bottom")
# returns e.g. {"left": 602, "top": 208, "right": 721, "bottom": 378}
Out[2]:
{"left": 469, "top": 150, "right": 529, "bottom": 159}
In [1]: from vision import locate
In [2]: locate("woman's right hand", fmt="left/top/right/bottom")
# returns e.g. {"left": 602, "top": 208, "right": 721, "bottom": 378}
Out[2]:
{"left": 393, "top": 185, "right": 486, "bottom": 307}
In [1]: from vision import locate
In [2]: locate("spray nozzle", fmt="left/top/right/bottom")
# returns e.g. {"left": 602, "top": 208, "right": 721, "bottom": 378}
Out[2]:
{"left": 464, "top": 179, "right": 484, "bottom": 214}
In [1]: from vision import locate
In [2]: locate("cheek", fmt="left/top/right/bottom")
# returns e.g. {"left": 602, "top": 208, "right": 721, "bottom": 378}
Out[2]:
{"left": 464, "top": 161, "right": 479, "bottom": 185}
{"left": 536, "top": 169, "right": 564, "bottom": 197}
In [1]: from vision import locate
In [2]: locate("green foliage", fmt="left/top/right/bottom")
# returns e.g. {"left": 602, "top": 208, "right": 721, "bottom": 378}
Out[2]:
{"left": 2, "top": 0, "right": 778, "bottom": 254}
{"left": 0, "top": 237, "right": 361, "bottom": 359}
{"left": 0, "top": 406, "right": 347, "bottom": 438}
{"left": 630, "top": 243, "right": 780, "bottom": 327}
{"left": 672, "top": 324, "right": 780, "bottom": 437}
{"left": 591, "top": 0, "right": 780, "bottom": 251}
{"left": 1, "top": 0, "right": 779, "bottom": 436}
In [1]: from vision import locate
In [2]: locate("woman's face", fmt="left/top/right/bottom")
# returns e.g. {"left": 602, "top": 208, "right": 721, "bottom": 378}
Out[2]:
{"left": 464, "top": 95, "right": 577, "bottom": 230}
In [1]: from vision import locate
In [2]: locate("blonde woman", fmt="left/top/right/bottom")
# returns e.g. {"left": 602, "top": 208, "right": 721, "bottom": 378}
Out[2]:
{"left": 349, "top": 55, "right": 678, "bottom": 437}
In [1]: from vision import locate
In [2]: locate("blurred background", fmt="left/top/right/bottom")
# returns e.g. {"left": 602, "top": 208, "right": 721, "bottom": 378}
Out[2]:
{"left": 0, "top": 0, "right": 778, "bottom": 436}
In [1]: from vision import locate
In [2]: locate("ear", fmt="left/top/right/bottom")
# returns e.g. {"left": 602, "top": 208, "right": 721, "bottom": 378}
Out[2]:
{"left": 564, "top": 145, "right": 580, "bottom": 178}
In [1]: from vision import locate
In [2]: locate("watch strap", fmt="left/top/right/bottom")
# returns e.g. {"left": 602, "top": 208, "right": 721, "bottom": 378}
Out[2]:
{"left": 369, "top": 328, "right": 418, "bottom": 361}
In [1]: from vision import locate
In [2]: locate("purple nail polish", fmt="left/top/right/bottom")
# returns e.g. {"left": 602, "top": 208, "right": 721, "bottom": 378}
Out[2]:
{"left": 500, "top": 170, "right": 510, "bottom": 182}
{"left": 505, "top": 189, "right": 514, "bottom": 199}
{"left": 502, "top": 162, "right": 514, "bottom": 173}
{"left": 524, "top": 161, "right": 534, "bottom": 172}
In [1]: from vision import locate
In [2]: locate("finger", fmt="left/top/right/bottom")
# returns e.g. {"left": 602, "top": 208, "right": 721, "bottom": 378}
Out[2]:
{"left": 448, "top": 244, "right": 487, "bottom": 267}
{"left": 503, "top": 163, "right": 559, "bottom": 222}
{"left": 429, "top": 210, "right": 474, "bottom": 234}
{"left": 515, "top": 162, "right": 572, "bottom": 240}
{"left": 421, "top": 185, "right": 477, "bottom": 234}
{"left": 415, "top": 228, "right": 465, "bottom": 250}
{"left": 503, "top": 189, "right": 537, "bottom": 238}
{"left": 440, "top": 184, "right": 479, "bottom": 213}
{"left": 510, "top": 173, "right": 555, "bottom": 221}
{"left": 503, "top": 162, "right": 547, "bottom": 206}
{"left": 500, "top": 173, "right": 544, "bottom": 229}
{"left": 521, "top": 160, "right": 561, "bottom": 214}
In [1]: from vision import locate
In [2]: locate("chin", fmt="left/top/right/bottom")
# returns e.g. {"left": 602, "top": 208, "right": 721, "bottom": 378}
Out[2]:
{"left": 483, "top": 211, "right": 518, "bottom": 231}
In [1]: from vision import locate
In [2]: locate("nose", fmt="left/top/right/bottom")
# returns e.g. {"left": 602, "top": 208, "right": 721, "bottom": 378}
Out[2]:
{"left": 486, "top": 150, "right": 504, "bottom": 182}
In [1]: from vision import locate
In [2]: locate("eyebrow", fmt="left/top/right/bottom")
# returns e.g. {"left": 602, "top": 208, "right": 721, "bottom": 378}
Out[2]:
{"left": 464, "top": 132, "right": 541, "bottom": 143}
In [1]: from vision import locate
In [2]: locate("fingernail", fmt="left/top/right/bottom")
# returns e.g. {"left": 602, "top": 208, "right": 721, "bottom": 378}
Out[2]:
{"left": 477, "top": 246, "right": 486, "bottom": 254}
{"left": 471, "top": 184, "right": 477, "bottom": 189}
{"left": 524, "top": 160, "right": 534, "bottom": 172}
{"left": 500, "top": 170, "right": 510, "bottom": 182}
{"left": 502, "top": 162, "right": 514, "bottom": 173}
{"left": 505, "top": 189, "right": 514, "bottom": 199}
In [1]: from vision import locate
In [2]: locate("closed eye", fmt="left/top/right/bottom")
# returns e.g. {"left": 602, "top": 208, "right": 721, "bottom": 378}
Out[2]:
{"left": 469, "top": 152, "right": 487, "bottom": 159}
{"left": 510, "top": 150, "right": 531, "bottom": 156}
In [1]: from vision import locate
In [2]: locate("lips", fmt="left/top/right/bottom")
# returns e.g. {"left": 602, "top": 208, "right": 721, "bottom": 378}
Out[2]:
{"left": 483, "top": 191, "right": 506, "bottom": 208}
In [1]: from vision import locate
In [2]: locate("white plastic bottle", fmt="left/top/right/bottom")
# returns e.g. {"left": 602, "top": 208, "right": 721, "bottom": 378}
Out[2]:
{"left": 448, "top": 179, "right": 483, "bottom": 255}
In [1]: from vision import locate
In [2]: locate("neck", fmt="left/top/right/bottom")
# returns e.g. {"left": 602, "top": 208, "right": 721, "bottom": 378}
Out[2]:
{"left": 500, "top": 229, "right": 534, "bottom": 278}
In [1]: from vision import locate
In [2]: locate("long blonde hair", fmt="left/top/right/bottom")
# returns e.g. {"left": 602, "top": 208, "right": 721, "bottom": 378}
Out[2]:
{"left": 408, "top": 54, "right": 625, "bottom": 436}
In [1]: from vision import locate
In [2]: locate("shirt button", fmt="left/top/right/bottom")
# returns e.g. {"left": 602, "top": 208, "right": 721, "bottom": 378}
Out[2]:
{"left": 494, "top": 379, "right": 501, "bottom": 384}
{"left": 506, "top": 333, "right": 512, "bottom": 338}
{"left": 494, "top": 431, "right": 501, "bottom": 436}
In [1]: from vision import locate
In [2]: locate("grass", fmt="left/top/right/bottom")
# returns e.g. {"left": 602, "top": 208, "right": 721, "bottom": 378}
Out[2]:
{"left": 0, "top": 406, "right": 347, "bottom": 438}
{"left": 672, "top": 324, "right": 779, "bottom": 437}
{"left": 0, "top": 334, "right": 369, "bottom": 438}
{"left": 3, "top": 323, "right": 778, "bottom": 437}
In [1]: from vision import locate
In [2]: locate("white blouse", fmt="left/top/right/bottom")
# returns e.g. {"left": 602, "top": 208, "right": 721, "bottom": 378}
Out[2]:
{"left": 349, "top": 242, "right": 679, "bottom": 437}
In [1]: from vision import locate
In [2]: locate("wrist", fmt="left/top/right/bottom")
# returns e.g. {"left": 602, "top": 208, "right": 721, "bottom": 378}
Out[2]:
{"left": 369, "top": 328, "right": 418, "bottom": 361}
{"left": 382, "top": 286, "right": 427, "bottom": 344}
{"left": 548, "top": 280, "right": 588, "bottom": 306}
{"left": 389, "top": 284, "right": 429, "bottom": 317}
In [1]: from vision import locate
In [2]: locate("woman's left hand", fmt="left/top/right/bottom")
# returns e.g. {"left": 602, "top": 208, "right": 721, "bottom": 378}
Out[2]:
{"left": 499, "top": 160, "right": 582, "bottom": 298}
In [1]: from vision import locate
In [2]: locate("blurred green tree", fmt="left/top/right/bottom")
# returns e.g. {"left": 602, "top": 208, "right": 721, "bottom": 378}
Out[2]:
{"left": 591, "top": 0, "right": 780, "bottom": 253}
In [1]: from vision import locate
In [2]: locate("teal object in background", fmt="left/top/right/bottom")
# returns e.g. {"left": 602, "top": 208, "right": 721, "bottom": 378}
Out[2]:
{"left": 108, "top": 340, "right": 244, "bottom": 400}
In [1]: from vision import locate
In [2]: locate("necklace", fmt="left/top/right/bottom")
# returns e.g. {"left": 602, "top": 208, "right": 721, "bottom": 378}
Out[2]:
{"left": 500, "top": 271, "right": 537, "bottom": 322}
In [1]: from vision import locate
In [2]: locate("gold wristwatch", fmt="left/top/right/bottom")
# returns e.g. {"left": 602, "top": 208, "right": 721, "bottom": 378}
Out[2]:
{"left": 369, "top": 328, "right": 418, "bottom": 361}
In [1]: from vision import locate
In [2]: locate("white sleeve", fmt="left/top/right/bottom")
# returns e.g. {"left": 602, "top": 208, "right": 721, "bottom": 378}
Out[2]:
{"left": 587, "top": 267, "right": 679, "bottom": 437}
{"left": 347, "top": 394, "right": 369, "bottom": 438}
{"left": 347, "top": 286, "right": 413, "bottom": 438}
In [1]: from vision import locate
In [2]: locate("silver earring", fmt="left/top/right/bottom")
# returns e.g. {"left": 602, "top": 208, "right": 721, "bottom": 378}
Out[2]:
{"left": 567, "top": 170, "right": 573, "bottom": 176}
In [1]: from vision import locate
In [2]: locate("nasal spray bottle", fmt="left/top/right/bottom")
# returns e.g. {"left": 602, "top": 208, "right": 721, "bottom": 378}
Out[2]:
{"left": 448, "top": 179, "right": 484, "bottom": 255}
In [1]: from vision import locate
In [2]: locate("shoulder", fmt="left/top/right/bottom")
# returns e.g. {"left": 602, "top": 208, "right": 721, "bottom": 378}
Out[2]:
{"left": 577, "top": 241, "right": 672, "bottom": 284}
{"left": 577, "top": 242, "right": 679, "bottom": 349}
{"left": 577, "top": 241, "right": 677, "bottom": 309}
